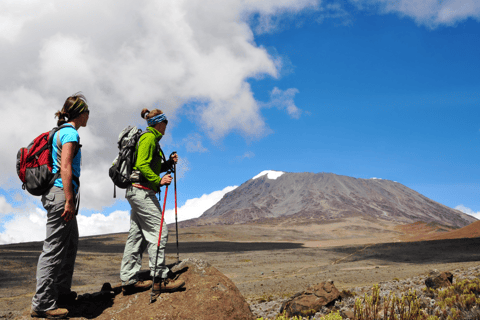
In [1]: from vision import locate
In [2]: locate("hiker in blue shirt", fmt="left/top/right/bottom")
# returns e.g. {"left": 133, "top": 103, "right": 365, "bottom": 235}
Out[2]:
{"left": 31, "top": 93, "right": 90, "bottom": 319}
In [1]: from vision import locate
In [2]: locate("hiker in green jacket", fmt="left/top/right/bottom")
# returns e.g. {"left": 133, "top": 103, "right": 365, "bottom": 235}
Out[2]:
{"left": 120, "top": 108, "right": 185, "bottom": 295}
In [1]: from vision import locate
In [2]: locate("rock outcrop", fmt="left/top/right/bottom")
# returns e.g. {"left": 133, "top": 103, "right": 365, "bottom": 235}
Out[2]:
{"left": 280, "top": 280, "right": 341, "bottom": 318}
{"left": 99, "top": 258, "right": 254, "bottom": 320}
{"left": 22, "top": 258, "right": 254, "bottom": 320}
{"left": 425, "top": 270, "right": 453, "bottom": 289}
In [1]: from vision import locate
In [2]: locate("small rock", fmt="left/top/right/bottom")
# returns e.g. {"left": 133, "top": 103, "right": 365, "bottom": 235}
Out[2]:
{"left": 425, "top": 271, "right": 453, "bottom": 289}
{"left": 342, "top": 309, "right": 355, "bottom": 319}
{"left": 280, "top": 281, "right": 341, "bottom": 318}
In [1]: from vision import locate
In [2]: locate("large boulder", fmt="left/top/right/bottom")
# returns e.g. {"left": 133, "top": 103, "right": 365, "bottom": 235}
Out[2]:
{"left": 97, "top": 258, "right": 254, "bottom": 320}
{"left": 280, "top": 280, "right": 341, "bottom": 318}
{"left": 21, "top": 258, "right": 253, "bottom": 320}
{"left": 425, "top": 270, "right": 453, "bottom": 289}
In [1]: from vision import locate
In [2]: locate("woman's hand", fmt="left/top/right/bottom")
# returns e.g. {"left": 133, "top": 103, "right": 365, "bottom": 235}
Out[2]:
{"left": 170, "top": 152, "right": 178, "bottom": 163}
{"left": 62, "top": 200, "right": 76, "bottom": 222}
{"left": 160, "top": 174, "right": 172, "bottom": 186}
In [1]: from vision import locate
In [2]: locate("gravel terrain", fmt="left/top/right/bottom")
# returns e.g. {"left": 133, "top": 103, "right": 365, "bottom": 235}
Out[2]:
{"left": 1, "top": 224, "right": 479, "bottom": 319}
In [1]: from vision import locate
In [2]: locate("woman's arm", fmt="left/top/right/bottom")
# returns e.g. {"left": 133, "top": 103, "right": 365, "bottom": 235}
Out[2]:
{"left": 136, "top": 134, "right": 161, "bottom": 188}
{"left": 60, "top": 142, "right": 76, "bottom": 222}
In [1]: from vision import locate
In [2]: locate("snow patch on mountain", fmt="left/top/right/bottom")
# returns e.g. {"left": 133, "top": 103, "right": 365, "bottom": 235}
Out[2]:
{"left": 253, "top": 170, "right": 285, "bottom": 180}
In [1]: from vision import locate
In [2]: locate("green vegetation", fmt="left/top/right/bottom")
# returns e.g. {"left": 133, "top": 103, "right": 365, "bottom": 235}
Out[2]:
{"left": 256, "top": 311, "right": 303, "bottom": 320}
{"left": 434, "top": 278, "right": 480, "bottom": 319}
{"left": 354, "top": 279, "right": 480, "bottom": 320}
{"left": 321, "top": 311, "right": 343, "bottom": 320}
{"left": 255, "top": 277, "right": 480, "bottom": 320}
{"left": 255, "top": 310, "right": 343, "bottom": 320}
{"left": 354, "top": 284, "right": 428, "bottom": 320}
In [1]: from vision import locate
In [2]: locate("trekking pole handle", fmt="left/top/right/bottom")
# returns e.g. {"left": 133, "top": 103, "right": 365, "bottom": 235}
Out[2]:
{"left": 160, "top": 170, "right": 173, "bottom": 187}
{"left": 169, "top": 151, "right": 178, "bottom": 173}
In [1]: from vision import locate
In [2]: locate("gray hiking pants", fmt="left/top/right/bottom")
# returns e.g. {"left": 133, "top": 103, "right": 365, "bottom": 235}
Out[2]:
{"left": 120, "top": 186, "right": 169, "bottom": 285}
{"left": 31, "top": 186, "right": 78, "bottom": 312}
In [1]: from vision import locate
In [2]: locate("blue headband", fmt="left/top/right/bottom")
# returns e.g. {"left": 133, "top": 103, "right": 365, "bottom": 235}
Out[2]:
{"left": 147, "top": 113, "right": 167, "bottom": 126}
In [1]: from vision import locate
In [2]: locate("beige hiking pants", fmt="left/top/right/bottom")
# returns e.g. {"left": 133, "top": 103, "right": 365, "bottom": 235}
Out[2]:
{"left": 120, "top": 186, "right": 169, "bottom": 286}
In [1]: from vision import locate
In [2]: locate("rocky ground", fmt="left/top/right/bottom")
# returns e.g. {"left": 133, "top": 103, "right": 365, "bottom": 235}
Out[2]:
{"left": 249, "top": 265, "right": 480, "bottom": 319}
{"left": 1, "top": 223, "right": 480, "bottom": 319}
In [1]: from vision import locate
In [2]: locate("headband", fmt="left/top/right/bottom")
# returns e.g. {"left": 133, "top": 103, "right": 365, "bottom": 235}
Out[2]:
{"left": 69, "top": 100, "right": 89, "bottom": 119}
{"left": 147, "top": 113, "right": 167, "bottom": 126}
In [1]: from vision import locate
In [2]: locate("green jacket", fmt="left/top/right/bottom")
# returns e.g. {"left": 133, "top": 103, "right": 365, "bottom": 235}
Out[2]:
{"left": 133, "top": 127, "right": 171, "bottom": 192}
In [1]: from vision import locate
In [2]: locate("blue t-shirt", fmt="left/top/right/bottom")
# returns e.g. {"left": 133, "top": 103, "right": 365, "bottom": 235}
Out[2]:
{"left": 52, "top": 124, "right": 81, "bottom": 193}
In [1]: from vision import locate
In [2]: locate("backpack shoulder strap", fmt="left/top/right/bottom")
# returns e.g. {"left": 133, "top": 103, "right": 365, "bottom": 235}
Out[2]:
{"left": 158, "top": 144, "right": 166, "bottom": 163}
{"left": 49, "top": 124, "right": 81, "bottom": 159}
{"left": 49, "top": 124, "right": 81, "bottom": 186}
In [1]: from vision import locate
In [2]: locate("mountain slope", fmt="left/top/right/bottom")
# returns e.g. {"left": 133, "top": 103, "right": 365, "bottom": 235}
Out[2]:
{"left": 197, "top": 171, "right": 475, "bottom": 228}
{"left": 422, "top": 220, "right": 480, "bottom": 241}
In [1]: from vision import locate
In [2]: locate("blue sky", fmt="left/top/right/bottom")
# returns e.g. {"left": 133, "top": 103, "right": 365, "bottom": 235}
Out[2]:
{"left": 179, "top": 9, "right": 480, "bottom": 209}
{"left": 0, "top": 0, "right": 479, "bottom": 243}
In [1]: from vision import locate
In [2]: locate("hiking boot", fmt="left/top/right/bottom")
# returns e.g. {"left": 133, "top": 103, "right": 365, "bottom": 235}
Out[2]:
{"left": 122, "top": 280, "right": 153, "bottom": 295}
{"left": 153, "top": 278, "right": 185, "bottom": 293}
{"left": 166, "top": 266, "right": 187, "bottom": 280}
{"left": 31, "top": 308, "right": 68, "bottom": 319}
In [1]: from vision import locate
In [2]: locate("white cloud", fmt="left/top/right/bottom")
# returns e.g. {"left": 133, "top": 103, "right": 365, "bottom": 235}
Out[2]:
{"left": 455, "top": 204, "right": 480, "bottom": 219}
{"left": 0, "top": 0, "right": 314, "bottom": 211}
{"left": 236, "top": 151, "right": 255, "bottom": 161}
{"left": 0, "top": 208, "right": 47, "bottom": 244}
{"left": 77, "top": 210, "right": 131, "bottom": 237}
{"left": 164, "top": 186, "right": 238, "bottom": 224}
{"left": 265, "top": 87, "right": 302, "bottom": 119}
{"left": 183, "top": 133, "right": 208, "bottom": 153}
{"left": 351, "top": 0, "right": 480, "bottom": 27}
{"left": 0, "top": 196, "right": 14, "bottom": 214}
{"left": 0, "top": 208, "right": 131, "bottom": 244}
{"left": 0, "top": 185, "right": 237, "bottom": 244}
{"left": 0, "top": 0, "right": 55, "bottom": 42}
{"left": 316, "top": 3, "right": 353, "bottom": 26}
{"left": 246, "top": 0, "right": 320, "bottom": 34}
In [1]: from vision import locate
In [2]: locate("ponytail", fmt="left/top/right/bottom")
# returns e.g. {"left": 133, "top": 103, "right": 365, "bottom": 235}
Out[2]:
{"left": 141, "top": 108, "right": 151, "bottom": 119}
{"left": 141, "top": 108, "right": 163, "bottom": 120}
{"left": 55, "top": 110, "right": 69, "bottom": 126}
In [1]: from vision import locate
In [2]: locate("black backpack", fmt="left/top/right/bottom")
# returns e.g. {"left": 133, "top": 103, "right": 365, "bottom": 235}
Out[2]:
{"left": 109, "top": 126, "right": 164, "bottom": 197}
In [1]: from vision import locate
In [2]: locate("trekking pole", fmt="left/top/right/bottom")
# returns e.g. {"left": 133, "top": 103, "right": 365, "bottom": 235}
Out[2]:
{"left": 174, "top": 161, "right": 179, "bottom": 264}
{"left": 150, "top": 171, "right": 171, "bottom": 303}
{"left": 169, "top": 151, "right": 180, "bottom": 264}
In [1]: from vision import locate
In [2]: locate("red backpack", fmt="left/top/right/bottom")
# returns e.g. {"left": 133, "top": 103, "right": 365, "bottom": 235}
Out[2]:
{"left": 16, "top": 124, "right": 79, "bottom": 196}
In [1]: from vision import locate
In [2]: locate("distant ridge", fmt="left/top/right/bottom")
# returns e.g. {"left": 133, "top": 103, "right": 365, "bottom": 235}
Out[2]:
{"left": 179, "top": 171, "right": 476, "bottom": 228}
{"left": 422, "top": 220, "right": 480, "bottom": 241}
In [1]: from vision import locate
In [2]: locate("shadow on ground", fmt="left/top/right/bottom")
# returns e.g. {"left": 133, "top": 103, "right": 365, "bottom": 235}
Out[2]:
{"left": 78, "top": 239, "right": 304, "bottom": 254}
{"left": 26, "top": 281, "right": 123, "bottom": 319}
{"left": 327, "top": 237, "right": 480, "bottom": 264}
